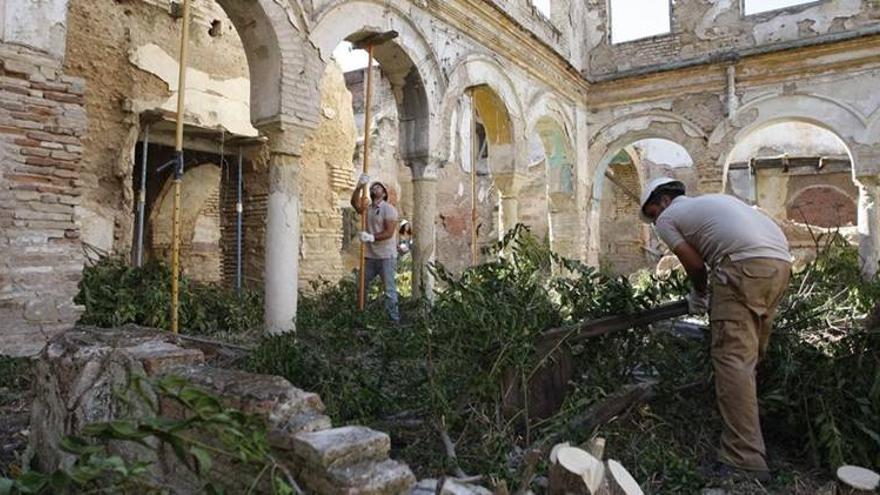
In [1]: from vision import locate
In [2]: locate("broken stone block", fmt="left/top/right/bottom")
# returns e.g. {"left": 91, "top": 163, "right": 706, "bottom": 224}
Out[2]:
{"left": 293, "top": 426, "right": 391, "bottom": 469}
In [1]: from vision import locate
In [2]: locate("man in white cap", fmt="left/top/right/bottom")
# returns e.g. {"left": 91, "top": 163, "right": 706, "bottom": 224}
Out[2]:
{"left": 639, "top": 177, "right": 792, "bottom": 481}
{"left": 351, "top": 173, "right": 400, "bottom": 322}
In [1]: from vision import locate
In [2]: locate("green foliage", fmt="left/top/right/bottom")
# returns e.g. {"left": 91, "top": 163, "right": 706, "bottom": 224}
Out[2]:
{"left": 75, "top": 257, "right": 262, "bottom": 337}
{"left": 248, "top": 225, "right": 693, "bottom": 486}
{"left": 0, "top": 375, "right": 296, "bottom": 495}
{"left": 761, "top": 234, "right": 880, "bottom": 469}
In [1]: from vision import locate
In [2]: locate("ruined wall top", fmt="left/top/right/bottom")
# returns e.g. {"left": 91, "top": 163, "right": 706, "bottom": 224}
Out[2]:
{"left": 583, "top": 0, "right": 880, "bottom": 81}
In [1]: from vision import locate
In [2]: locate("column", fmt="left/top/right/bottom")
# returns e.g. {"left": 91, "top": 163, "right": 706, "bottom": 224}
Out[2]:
{"left": 494, "top": 172, "right": 526, "bottom": 235}
{"left": 262, "top": 125, "right": 304, "bottom": 334}
{"left": 857, "top": 177, "right": 880, "bottom": 279}
{"left": 410, "top": 162, "right": 437, "bottom": 300}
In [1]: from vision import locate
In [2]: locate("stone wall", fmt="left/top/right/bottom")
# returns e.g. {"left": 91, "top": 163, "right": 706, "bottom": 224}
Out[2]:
{"left": 30, "top": 326, "right": 416, "bottom": 493}
{"left": 0, "top": 43, "right": 86, "bottom": 356}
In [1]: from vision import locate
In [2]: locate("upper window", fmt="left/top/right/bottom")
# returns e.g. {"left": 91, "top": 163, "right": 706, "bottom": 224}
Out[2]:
{"left": 743, "top": 0, "right": 816, "bottom": 15}
{"left": 531, "top": 0, "right": 551, "bottom": 18}
{"left": 609, "top": 0, "right": 671, "bottom": 44}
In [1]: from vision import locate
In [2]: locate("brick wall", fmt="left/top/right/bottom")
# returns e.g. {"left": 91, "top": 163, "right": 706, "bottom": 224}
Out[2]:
{"left": 787, "top": 186, "right": 857, "bottom": 228}
{"left": 0, "top": 43, "right": 87, "bottom": 356}
{"left": 599, "top": 162, "right": 648, "bottom": 275}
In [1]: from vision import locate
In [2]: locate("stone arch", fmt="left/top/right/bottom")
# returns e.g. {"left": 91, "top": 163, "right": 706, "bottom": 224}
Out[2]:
{"left": 588, "top": 112, "right": 706, "bottom": 203}
{"left": 585, "top": 113, "right": 704, "bottom": 266}
{"left": 149, "top": 163, "right": 223, "bottom": 283}
{"left": 214, "top": 0, "right": 321, "bottom": 126}
{"left": 525, "top": 100, "right": 579, "bottom": 259}
{"left": 710, "top": 93, "right": 869, "bottom": 183}
{"left": 439, "top": 54, "right": 527, "bottom": 176}
{"left": 310, "top": 0, "right": 444, "bottom": 166}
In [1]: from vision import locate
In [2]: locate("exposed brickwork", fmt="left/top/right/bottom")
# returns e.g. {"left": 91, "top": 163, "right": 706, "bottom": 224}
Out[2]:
{"left": 599, "top": 162, "right": 648, "bottom": 275}
{"left": 0, "top": 43, "right": 87, "bottom": 356}
{"left": 787, "top": 186, "right": 857, "bottom": 228}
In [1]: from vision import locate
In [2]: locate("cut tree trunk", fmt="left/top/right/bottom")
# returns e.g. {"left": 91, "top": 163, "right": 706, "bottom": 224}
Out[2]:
{"left": 836, "top": 465, "right": 879, "bottom": 493}
{"left": 547, "top": 446, "right": 643, "bottom": 495}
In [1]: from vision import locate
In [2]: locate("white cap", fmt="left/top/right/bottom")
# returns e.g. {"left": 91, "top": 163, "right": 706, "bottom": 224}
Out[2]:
{"left": 639, "top": 177, "right": 683, "bottom": 223}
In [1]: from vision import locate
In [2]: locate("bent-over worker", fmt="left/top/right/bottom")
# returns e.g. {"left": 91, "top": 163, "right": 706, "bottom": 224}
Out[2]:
{"left": 351, "top": 173, "right": 400, "bottom": 322}
{"left": 639, "top": 177, "right": 792, "bottom": 481}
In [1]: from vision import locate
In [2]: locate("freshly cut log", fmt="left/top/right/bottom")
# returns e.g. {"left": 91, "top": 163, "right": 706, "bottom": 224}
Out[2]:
{"left": 547, "top": 446, "right": 643, "bottom": 495}
{"left": 605, "top": 460, "right": 644, "bottom": 495}
{"left": 837, "top": 465, "right": 880, "bottom": 492}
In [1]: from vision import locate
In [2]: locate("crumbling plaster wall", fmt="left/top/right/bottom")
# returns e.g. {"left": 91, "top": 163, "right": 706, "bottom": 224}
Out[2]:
{"left": 63, "top": 0, "right": 254, "bottom": 258}
{"left": 583, "top": 0, "right": 880, "bottom": 79}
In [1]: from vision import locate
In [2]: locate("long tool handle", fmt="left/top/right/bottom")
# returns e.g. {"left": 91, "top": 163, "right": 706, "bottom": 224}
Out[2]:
{"left": 357, "top": 45, "right": 375, "bottom": 311}
{"left": 170, "top": 0, "right": 191, "bottom": 334}
{"left": 470, "top": 90, "right": 478, "bottom": 266}
{"left": 541, "top": 299, "right": 690, "bottom": 345}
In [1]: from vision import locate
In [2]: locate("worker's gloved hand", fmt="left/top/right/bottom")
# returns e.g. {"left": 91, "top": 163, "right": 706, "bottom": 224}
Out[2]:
{"left": 398, "top": 242, "right": 410, "bottom": 254}
{"left": 359, "top": 231, "right": 375, "bottom": 243}
{"left": 358, "top": 173, "right": 370, "bottom": 186}
{"left": 686, "top": 290, "right": 710, "bottom": 315}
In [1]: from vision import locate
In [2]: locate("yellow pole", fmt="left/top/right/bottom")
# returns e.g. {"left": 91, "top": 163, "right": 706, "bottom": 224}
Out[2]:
{"left": 358, "top": 45, "right": 375, "bottom": 311}
{"left": 170, "top": 0, "right": 191, "bottom": 334}
{"left": 470, "top": 90, "right": 478, "bottom": 266}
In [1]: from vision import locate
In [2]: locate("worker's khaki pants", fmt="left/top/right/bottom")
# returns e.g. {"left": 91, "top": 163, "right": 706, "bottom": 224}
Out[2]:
{"left": 710, "top": 257, "right": 791, "bottom": 472}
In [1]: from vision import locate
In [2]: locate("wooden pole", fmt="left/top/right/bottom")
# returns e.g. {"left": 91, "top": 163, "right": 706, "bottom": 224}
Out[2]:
{"left": 470, "top": 90, "right": 478, "bottom": 266}
{"left": 357, "top": 45, "right": 375, "bottom": 311}
{"left": 170, "top": 0, "right": 191, "bottom": 334}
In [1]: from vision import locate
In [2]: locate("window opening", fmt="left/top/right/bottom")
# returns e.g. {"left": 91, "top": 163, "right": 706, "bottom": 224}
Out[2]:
{"left": 609, "top": 0, "right": 671, "bottom": 44}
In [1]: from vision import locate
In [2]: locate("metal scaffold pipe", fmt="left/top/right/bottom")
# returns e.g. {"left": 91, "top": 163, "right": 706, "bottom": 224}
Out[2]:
{"left": 170, "top": 0, "right": 191, "bottom": 334}
{"left": 236, "top": 146, "right": 243, "bottom": 295}
{"left": 135, "top": 124, "right": 149, "bottom": 267}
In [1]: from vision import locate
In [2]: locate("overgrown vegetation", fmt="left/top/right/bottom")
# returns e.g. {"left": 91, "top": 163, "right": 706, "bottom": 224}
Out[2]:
{"left": 0, "top": 375, "right": 297, "bottom": 495}
{"left": 70, "top": 227, "right": 880, "bottom": 492}
{"left": 75, "top": 257, "right": 262, "bottom": 340}
{"left": 247, "top": 226, "right": 879, "bottom": 492}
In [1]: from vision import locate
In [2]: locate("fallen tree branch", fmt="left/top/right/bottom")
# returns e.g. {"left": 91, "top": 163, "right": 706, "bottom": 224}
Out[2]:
{"left": 439, "top": 420, "right": 468, "bottom": 479}
{"left": 538, "top": 381, "right": 658, "bottom": 449}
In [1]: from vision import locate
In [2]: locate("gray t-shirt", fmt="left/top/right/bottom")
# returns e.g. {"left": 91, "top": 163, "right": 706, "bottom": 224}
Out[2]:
{"left": 654, "top": 194, "right": 792, "bottom": 267}
{"left": 366, "top": 200, "right": 398, "bottom": 259}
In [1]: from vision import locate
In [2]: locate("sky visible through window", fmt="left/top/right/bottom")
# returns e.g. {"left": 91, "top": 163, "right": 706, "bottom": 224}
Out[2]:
{"left": 332, "top": 42, "right": 372, "bottom": 72}
{"left": 531, "top": 0, "right": 551, "bottom": 18}
{"left": 744, "top": 0, "right": 815, "bottom": 15}
{"left": 610, "top": 0, "right": 671, "bottom": 44}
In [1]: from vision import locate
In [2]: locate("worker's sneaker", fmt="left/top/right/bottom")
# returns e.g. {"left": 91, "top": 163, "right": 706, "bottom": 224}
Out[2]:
{"left": 701, "top": 462, "right": 771, "bottom": 484}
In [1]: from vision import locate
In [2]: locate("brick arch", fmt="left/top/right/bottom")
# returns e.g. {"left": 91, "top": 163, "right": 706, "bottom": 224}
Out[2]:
{"left": 310, "top": 0, "right": 444, "bottom": 165}
{"left": 787, "top": 185, "right": 857, "bottom": 228}
{"left": 214, "top": 0, "right": 321, "bottom": 127}
{"left": 149, "top": 163, "right": 223, "bottom": 283}
{"left": 439, "top": 54, "right": 527, "bottom": 176}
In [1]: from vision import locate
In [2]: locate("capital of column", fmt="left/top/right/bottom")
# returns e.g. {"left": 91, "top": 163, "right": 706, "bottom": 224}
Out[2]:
{"left": 255, "top": 117, "right": 313, "bottom": 157}
{"left": 493, "top": 172, "right": 528, "bottom": 197}
{"left": 407, "top": 155, "right": 443, "bottom": 181}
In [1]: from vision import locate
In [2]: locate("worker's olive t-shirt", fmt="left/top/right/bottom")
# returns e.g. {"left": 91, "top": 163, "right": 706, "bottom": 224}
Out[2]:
{"left": 654, "top": 194, "right": 792, "bottom": 267}
{"left": 366, "top": 200, "right": 398, "bottom": 259}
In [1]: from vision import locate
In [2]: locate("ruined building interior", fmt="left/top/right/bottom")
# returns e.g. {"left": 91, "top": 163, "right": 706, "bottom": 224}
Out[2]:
{"left": 2, "top": 0, "right": 880, "bottom": 358}
{"left": 0, "top": 0, "right": 880, "bottom": 493}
